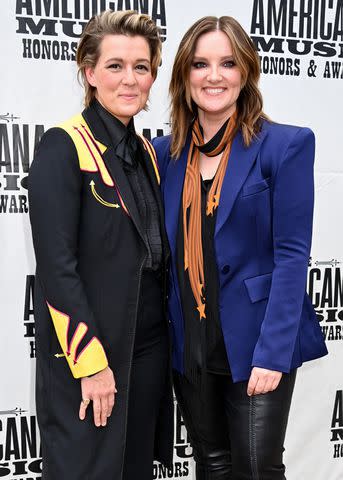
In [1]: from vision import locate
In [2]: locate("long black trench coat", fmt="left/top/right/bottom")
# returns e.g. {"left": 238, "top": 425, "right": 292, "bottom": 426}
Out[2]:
{"left": 28, "top": 102, "right": 174, "bottom": 479}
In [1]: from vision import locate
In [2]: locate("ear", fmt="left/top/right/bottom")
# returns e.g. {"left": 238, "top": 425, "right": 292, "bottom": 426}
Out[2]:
{"left": 85, "top": 67, "right": 96, "bottom": 88}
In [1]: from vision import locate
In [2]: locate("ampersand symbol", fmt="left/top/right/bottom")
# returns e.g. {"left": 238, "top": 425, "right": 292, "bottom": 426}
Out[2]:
{"left": 307, "top": 60, "right": 317, "bottom": 77}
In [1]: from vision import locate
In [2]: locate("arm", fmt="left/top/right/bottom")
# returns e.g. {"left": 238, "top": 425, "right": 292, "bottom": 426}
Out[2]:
{"left": 29, "top": 128, "right": 115, "bottom": 424}
{"left": 248, "top": 128, "right": 315, "bottom": 394}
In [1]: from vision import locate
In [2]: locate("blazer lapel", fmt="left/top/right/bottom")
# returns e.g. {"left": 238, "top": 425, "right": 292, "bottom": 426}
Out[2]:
{"left": 215, "top": 127, "right": 268, "bottom": 237}
{"left": 82, "top": 106, "right": 147, "bottom": 248}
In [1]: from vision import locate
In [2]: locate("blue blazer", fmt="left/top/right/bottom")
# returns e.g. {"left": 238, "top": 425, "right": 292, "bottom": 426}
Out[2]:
{"left": 152, "top": 120, "right": 328, "bottom": 383}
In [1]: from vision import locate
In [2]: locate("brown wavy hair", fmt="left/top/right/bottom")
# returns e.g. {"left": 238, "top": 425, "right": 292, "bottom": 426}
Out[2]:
{"left": 169, "top": 16, "right": 268, "bottom": 158}
{"left": 76, "top": 10, "right": 162, "bottom": 107}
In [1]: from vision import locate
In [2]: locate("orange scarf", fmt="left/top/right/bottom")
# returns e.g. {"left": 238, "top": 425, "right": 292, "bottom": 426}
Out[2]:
{"left": 182, "top": 113, "right": 236, "bottom": 319}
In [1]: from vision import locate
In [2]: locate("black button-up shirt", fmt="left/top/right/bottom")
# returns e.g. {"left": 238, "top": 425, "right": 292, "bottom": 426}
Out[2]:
{"left": 94, "top": 99, "right": 162, "bottom": 271}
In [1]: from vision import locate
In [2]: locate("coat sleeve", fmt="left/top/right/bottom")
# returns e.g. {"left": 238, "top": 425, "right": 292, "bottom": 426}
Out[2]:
{"left": 29, "top": 128, "right": 108, "bottom": 378}
{"left": 251, "top": 127, "right": 315, "bottom": 373}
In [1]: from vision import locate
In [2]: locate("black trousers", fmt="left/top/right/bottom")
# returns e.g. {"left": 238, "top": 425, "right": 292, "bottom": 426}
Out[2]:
{"left": 173, "top": 369, "right": 297, "bottom": 480}
{"left": 123, "top": 270, "right": 169, "bottom": 480}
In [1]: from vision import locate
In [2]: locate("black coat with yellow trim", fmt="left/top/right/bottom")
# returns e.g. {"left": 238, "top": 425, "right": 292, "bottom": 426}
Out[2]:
{"left": 28, "top": 103, "right": 173, "bottom": 479}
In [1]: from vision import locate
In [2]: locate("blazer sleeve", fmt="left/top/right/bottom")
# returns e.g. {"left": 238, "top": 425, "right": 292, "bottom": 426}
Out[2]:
{"left": 252, "top": 127, "right": 315, "bottom": 373}
{"left": 28, "top": 128, "right": 108, "bottom": 378}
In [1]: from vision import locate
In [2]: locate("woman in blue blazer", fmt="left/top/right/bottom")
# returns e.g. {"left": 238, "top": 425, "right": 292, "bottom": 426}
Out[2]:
{"left": 152, "top": 15, "right": 327, "bottom": 480}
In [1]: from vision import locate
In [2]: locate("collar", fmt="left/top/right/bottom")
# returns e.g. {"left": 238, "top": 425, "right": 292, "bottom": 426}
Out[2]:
{"left": 92, "top": 98, "right": 136, "bottom": 148}
{"left": 92, "top": 98, "right": 138, "bottom": 167}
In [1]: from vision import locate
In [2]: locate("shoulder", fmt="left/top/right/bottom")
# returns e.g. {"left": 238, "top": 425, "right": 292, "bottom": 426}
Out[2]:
{"left": 261, "top": 119, "right": 315, "bottom": 148}
{"left": 151, "top": 135, "right": 173, "bottom": 180}
{"left": 257, "top": 120, "right": 316, "bottom": 177}
{"left": 35, "top": 127, "right": 77, "bottom": 159}
{"left": 30, "top": 126, "right": 79, "bottom": 181}
{"left": 151, "top": 134, "right": 172, "bottom": 157}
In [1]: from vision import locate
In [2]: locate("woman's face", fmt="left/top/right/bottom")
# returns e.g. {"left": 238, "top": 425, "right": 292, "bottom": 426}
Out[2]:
{"left": 86, "top": 34, "right": 154, "bottom": 125}
{"left": 189, "top": 30, "right": 242, "bottom": 122}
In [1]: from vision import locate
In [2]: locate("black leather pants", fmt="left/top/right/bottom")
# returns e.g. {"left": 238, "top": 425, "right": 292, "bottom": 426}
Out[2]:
{"left": 173, "top": 369, "right": 296, "bottom": 480}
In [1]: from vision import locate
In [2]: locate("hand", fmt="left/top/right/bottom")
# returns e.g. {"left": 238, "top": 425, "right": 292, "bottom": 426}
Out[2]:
{"left": 247, "top": 367, "right": 282, "bottom": 396}
{"left": 79, "top": 366, "right": 117, "bottom": 427}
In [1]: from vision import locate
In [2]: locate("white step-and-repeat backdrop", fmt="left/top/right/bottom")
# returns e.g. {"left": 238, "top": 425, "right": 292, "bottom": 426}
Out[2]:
{"left": 1, "top": 1, "right": 342, "bottom": 479}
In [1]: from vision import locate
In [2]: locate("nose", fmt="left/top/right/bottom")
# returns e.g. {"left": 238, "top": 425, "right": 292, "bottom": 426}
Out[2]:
{"left": 207, "top": 65, "right": 222, "bottom": 83}
{"left": 122, "top": 66, "right": 137, "bottom": 86}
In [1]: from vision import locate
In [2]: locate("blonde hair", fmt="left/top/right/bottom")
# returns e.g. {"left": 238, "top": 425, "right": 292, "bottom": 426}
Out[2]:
{"left": 76, "top": 10, "right": 162, "bottom": 107}
{"left": 169, "top": 16, "right": 268, "bottom": 158}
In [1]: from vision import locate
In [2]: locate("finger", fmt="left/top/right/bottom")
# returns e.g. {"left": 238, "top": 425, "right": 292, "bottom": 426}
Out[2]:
{"left": 247, "top": 373, "right": 258, "bottom": 396}
{"left": 108, "top": 393, "right": 115, "bottom": 417}
{"left": 100, "top": 396, "right": 108, "bottom": 426}
{"left": 262, "top": 377, "right": 274, "bottom": 394}
{"left": 253, "top": 377, "right": 267, "bottom": 395}
{"left": 93, "top": 397, "right": 101, "bottom": 427}
{"left": 79, "top": 398, "right": 90, "bottom": 421}
{"left": 271, "top": 376, "right": 281, "bottom": 392}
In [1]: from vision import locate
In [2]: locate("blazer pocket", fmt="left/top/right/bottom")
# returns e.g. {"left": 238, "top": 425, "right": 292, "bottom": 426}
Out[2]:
{"left": 244, "top": 272, "right": 273, "bottom": 303}
{"left": 242, "top": 177, "right": 270, "bottom": 197}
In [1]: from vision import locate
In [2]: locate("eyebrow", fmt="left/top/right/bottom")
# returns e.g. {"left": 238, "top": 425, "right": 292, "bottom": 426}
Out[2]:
{"left": 193, "top": 55, "right": 234, "bottom": 61}
{"left": 105, "top": 57, "right": 150, "bottom": 63}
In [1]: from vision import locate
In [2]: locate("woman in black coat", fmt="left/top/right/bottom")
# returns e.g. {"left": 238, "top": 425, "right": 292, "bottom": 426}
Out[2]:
{"left": 28, "top": 10, "right": 173, "bottom": 480}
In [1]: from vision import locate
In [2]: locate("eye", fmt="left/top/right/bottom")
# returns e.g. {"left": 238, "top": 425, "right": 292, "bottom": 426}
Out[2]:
{"left": 223, "top": 60, "right": 236, "bottom": 68}
{"left": 192, "top": 61, "right": 207, "bottom": 69}
{"left": 107, "top": 63, "right": 121, "bottom": 70}
{"left": 135, "top": 64, "right": 150, "bottom": 72}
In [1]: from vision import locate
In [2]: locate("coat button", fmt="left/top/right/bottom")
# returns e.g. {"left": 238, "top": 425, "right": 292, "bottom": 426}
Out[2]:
{"left": 221, "top": 265, "right": 230, "bottom": 274}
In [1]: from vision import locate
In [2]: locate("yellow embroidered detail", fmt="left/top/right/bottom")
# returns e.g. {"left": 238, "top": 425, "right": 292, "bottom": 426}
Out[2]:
{"left": 137, "top": 134, "right": 160, "bottom": 185}
{"left": 59, "top": 114, "right": 114, "bottom": 187}
{"left": 90, "top": 180, "right": 120, "bottom": 208}
{"left": 47, "top": 303, "right": 108, "bottom": 378}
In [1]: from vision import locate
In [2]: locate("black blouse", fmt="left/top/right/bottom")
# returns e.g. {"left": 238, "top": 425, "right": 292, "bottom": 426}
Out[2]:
{"left": 177, "top": 175, "right": 230, "bottom": 382}
{"left": 94, "top": 99, "right": 162, "bottom": 271}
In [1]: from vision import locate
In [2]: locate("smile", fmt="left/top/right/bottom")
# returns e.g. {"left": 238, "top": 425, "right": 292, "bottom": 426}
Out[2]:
{"left": 203, "top": 88, "right": 226, "bottom": 95}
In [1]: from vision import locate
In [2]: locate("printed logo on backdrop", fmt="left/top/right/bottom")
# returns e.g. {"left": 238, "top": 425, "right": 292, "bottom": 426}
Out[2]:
{"left": 331, "top": 390, "right": 343, "bottom": 459}
{"left": 250, "top": 0, "right": 343, "bottom": 79}
{"left": 154, "top": 401, "right": 193, "bottom": 479}
{"left": 0, "top": 409, "right": 41, "bottom": 479}
{"left": 24, "top": 276, "right": 36, "bottom": 359}
{"left": 15, "top": 0, "right": 167, "bottom": 61}
{"left": 0, "top": 404, "right": 192, "bottom": 480}
{"left": 0, "top": 116, "right": 43, "bottom": 215}
{"left": 308, "top": 258, "right": 343, "bottom": 342}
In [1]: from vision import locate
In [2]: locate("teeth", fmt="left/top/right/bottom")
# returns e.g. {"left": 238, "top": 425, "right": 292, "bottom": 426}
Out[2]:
{"left": 204, "top": 88, "right": 225, "bottom": 94}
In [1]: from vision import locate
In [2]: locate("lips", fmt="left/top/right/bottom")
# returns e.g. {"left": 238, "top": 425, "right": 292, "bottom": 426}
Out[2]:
{"left": 119, "top": 93, "right": 138, "bottom": 100}
{"left": 203, "top": 87, "right": 226, "bottom": 95}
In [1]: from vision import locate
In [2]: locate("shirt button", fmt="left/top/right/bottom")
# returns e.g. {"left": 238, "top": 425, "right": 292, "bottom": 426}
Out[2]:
{"left": 221, "top": 265, "right": 231, "bottom": 274}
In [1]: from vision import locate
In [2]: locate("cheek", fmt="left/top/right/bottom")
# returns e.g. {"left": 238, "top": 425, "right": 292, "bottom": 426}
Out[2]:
{"left": 189, "top": 72, "right": 202, "bottom": 92}
{"left": 94, "top": 76, "right": 112, "bottom": 94}
{"left": 232, "top": 71, "right": 242, "bottom": 90}
{"left": 140, "top": 76, "right": 154, "bottom": 95}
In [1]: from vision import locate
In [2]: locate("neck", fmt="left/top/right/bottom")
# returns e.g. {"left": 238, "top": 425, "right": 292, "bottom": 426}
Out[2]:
{"left": 198, "top": 108, "right": 235, "bottom": 142}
